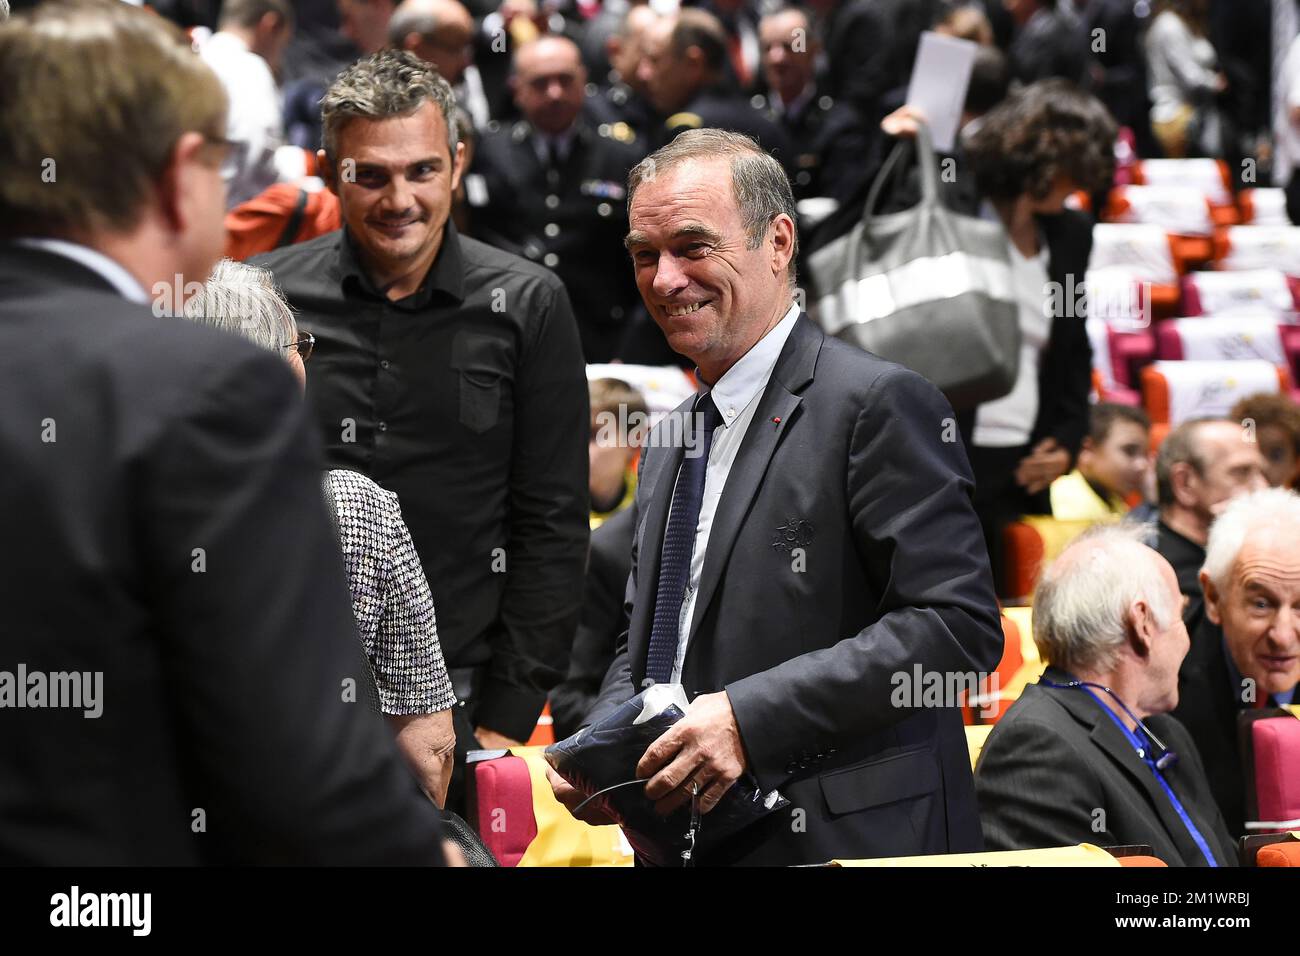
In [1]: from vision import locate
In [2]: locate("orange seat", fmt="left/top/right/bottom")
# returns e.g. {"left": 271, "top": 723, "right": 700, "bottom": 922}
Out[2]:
{"left": 525, "top": 701, "right": 556, "bottom": 747}
{"left": 962, "top": 614, "right": 1024, "bottom": 725}
{"left": 1257, "top": 841, "right": 1300, "bottom": 867}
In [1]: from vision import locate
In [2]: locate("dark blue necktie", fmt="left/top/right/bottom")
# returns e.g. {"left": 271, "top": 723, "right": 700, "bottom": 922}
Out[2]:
{"left": 645, "top": 392, "right": 724, "bottom": 685}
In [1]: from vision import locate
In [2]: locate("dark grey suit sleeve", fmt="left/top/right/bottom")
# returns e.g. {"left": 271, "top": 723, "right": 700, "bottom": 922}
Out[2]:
{"left": 144, "top": 348, "right": 444, "bottom": 864}
{"left": 725, "top": 367, "right": 1004, "bottom": 791}
{"left": 974, "top": 717, "right": 1106, "bottom": 852}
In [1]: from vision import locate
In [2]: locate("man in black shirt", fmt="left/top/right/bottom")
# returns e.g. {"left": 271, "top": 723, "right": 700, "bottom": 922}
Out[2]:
{"left": 254, "top": 50, "right": 589, "bottom": 762}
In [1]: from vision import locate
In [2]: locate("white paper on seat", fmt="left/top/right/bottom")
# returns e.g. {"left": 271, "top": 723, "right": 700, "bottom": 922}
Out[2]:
{"left": 1172, "top": 316, "right": 1287, "bottom": 364}
{"left": 1139, "top": 158, "right": 1231, "bottom": 204}
{"left": 1243, "top": 188, "right": 1292, "bottom": 226}
{"left": 1113, "top": 185, "right": 1213, "bottom": 236}
{"left": 1153, "top": 359, "right": 1282, "bottom": 423}
{"left": 1186, "top": 269, "right": 1296, "bottom": 315}
{"left": 1089, "top": 223, "right": 1177, "bottom": 283}
{"left": 1218, "top": 226, "right": 1300, "bottom": 273}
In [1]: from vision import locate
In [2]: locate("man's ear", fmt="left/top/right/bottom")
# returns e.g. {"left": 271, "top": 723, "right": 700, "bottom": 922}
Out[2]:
{"left": 684, "top": 45, "right": 707, "bottom": 77}
{"left": 1170, "top": 460, "right": 1199, "bottom": 508}
{"left": 317, "top": 150, "right": 337, "bottom": 194}
{"left": 1200, "top": 569, "right": 1223, "bottom": 626}
{"left": 158, "top": 131, "right": 209, "bottom": 234}
{"left": 769, "top": 213, "right": 795, "bottom": 277}
{"left": 450, "top": 140, "right": 467, "bottom": 193}
{"left": 1127, "top": 598, "right": 1155, "bottom": 660}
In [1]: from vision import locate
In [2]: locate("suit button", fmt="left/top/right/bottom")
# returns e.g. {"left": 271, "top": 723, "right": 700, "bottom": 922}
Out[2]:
{"left": 597, "top": 202, "right": 612, "bottom": 217}
{"left": 380, "top": 359, "right": 390, "bottom": 370}
{"left": 543, "top": 253, "right": 559, "bottom": 267}
{"left": 544, "top": 223, "right": 560, "bottom": 237}
{"left": 546, "top": 194, "right": 560, "bottom": 209}
{"left": 377, "top": 421, "right": 387, "bottom": 432}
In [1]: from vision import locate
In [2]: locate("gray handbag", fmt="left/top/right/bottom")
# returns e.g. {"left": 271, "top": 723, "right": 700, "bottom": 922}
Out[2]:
{"left": 807, "top": 122, "right": 1021, "bottom": 410}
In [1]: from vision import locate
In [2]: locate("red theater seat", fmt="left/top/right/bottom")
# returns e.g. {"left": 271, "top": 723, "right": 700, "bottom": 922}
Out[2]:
{"left": 1246, "top": 714, "right": 1300, "bottom": 836}
{"left": 467, "top": 752, "right": 537, "bottom": 867}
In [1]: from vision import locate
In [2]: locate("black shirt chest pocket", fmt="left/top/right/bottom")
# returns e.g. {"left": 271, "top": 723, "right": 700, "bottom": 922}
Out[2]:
{"left": 451, "top": 331, "right": 512, "bottom": 434}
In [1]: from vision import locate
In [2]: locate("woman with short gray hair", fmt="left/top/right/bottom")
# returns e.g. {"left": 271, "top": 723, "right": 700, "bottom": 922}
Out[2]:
{"left": 185, "top": 259, "right": 458, "bottom": 806}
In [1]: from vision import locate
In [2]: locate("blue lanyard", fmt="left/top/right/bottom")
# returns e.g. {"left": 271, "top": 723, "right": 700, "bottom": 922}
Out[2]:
{"left": 1076, "top": 685, "right": 1219, "bottom": 867}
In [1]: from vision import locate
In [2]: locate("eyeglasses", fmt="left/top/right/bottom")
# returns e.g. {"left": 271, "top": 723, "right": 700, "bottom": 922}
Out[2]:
{"left": 201, "top": 133, "right": 243, "bottom": 179}
{"left": 282, "top": 330, "right": 315, "bottom": 362}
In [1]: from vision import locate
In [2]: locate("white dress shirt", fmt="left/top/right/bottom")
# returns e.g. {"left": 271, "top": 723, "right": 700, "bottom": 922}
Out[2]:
{"left": 668, "top": 301, "right": 800, "bottom": 682}
{"left": 14, "top": 238, "right": 149, "bottom": 304}
{"left": 199, "top": 31, "right": 284, "bottom": 209}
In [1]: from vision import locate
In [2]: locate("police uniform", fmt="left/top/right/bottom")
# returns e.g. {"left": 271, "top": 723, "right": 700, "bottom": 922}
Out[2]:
{"left": 587, "top": 78, "right": 656, "bottom": 146}
{"left": 751, "top": 89, "right": 876, "bottom": 204}
{"left": 465, "top": 116, "right": 643, "bottom": 362}
{"left": 656, "top": 85, "right": 796, "bottom": 173}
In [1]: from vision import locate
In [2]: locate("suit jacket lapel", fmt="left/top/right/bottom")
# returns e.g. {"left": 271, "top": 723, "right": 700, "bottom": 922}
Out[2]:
{"left": 685, "top": 315, "right": 822, "bottom": 648}
{"left": 1046, "top": 672, "right": 1207, "bottom": 864}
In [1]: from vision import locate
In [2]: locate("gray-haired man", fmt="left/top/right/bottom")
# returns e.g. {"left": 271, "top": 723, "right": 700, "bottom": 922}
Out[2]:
{"left": 252, "top": 50, "right": 589, "bottom": 809}
{"left": 976, "top": 525, "right": 1236, "bottom": 865}
{"left": 551, "top": 129, "right": 1002, "bottom": 865}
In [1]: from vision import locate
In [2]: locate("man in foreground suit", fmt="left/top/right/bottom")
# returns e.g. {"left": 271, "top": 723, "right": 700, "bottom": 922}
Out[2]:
{"left": 975, "top": 526, "right": 1235, "bottom": 866}
{"left": 0, "top": 0, "right": 444, "bottom": 864}
{"left": 550, "top": 129, "right": 1004, "bottom": 865}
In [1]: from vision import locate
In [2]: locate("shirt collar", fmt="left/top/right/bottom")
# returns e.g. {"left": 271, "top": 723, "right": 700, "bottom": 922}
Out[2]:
{"left": 533, "top": 126, "right": 577, "bottom": 166}
{"left": 771, "top": 83, "right": 815, "bottom": 121}
{"left": 336, "top": 219, "right": 466, "bottom": 308}
{"left": 700, "top": 301, "right": 799, "bottom": 427}
{"left": 14, "top": 237, "right": 150, "bottom": 304}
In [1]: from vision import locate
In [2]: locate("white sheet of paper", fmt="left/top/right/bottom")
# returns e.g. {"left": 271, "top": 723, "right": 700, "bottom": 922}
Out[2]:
{"left": 904, "top": 31, "right": 979, "bottom": 153}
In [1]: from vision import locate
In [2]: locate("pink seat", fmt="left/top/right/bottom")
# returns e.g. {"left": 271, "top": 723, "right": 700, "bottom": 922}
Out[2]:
{"left": 467, "top": 752, "right": 537, "bottom": 867}
{"left": 1249, "top": 716, "right": 1300, "bottom": 835}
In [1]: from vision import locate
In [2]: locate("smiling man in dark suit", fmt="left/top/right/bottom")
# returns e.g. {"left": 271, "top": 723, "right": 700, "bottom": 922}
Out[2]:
{"left": 548, "top": 128, "right": 1004, "bottom": 866}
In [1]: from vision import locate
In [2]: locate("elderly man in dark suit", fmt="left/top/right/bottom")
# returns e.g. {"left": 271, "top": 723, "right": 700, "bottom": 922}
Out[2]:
{"left": 549, "top": 128, "right": 1004, "bottom": 866}
{"left": 0, "top": 0, "right": 444, "bottom": 864}
{"left": 1174, "top": 487, "right": 1300, "bottom": 839}
{"left": 976, "top": 526, "right": 1236, "bottom": 866}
